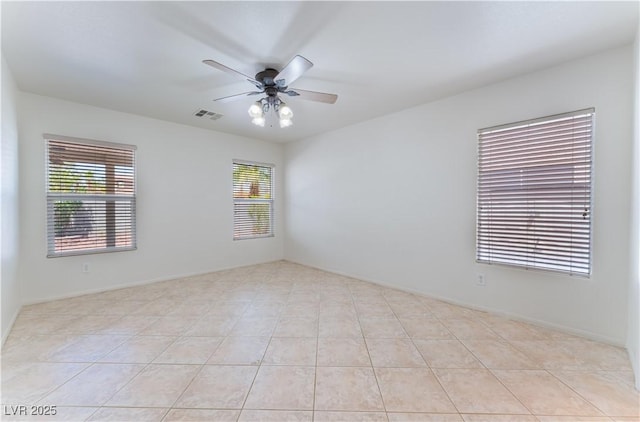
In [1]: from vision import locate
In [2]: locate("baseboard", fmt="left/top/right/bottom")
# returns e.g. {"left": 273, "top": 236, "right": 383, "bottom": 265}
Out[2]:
{"left": 2, "top": 306, "right": 22, "bottom": 347}
{"left": 22, "top": 259, "right": 284, "bottom": 307}
{"left": 629, "top": 347, "right": 640, "bottom": 391}
{"left": 17, "top": 257, "right": 628, "bottom": 349}
{"left": 283, "top": 259, "right": 626, "bottom": 348}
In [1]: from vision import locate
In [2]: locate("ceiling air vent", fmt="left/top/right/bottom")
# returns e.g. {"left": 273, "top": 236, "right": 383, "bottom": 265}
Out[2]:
{"left": 194, "top": 109, "right": 223, "bottom": 121}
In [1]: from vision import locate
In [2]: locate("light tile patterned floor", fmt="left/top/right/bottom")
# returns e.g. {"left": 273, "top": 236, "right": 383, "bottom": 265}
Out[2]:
{"left": 1, "top": 261, "right": 638, "bottom": 421}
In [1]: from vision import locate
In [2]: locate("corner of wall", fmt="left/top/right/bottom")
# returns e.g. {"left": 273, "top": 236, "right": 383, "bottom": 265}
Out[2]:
{"left": 1, "top": 55, "right": 23, "bottom": 345}
{"left": 284, "top": 47, "right": 635, "bottom": 348}
{"left": 628, "top": 24, "right": 640, "bottom": 391}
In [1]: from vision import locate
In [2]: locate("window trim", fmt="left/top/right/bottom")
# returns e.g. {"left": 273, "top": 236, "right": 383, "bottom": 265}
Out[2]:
{"left": 476, "top": 108, "right": 594, "bottom": 277}
{"left": 232, "top": 159, "right": 275, "bottom": 241}
{"left": 45, "top": 134, "right": 137, "bottom": 257}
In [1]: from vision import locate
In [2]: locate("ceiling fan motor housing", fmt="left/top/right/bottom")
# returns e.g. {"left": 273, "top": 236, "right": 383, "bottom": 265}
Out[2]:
{"left": 255, "top": 69, "right": 286, "bottom": 112}
{"left": 255, "top": 69, "right": 282, "bottom": 89}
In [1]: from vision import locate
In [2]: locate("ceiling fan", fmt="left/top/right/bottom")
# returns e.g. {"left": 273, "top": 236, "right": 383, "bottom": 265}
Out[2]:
{"left": 203, "top": 55, "right": 338, "bottom": 127}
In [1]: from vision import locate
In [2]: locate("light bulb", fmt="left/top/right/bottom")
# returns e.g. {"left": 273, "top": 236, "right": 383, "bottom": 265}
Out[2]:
{"left": 251, "top": 117, "right": 265, "bottom": 127}
{"left": 278, "top": 104, "right": 293, "bottom": 119}
{"left": 248, "top": 102, "right": 263, "bottom": 119}
{"left": 279, "top": 118, "right": 293, "bottom": 128}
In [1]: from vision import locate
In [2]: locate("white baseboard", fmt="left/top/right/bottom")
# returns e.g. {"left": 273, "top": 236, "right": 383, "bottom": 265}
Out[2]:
{"left": 15, "top": 257, "right": 628, "bottom": 350}
{"left": 2, "top": 306, "right": 22, "bottom": 347}
{"left": 22, "top": 259, "right": 283, "bottom": 306}
{"left": 283, "top": 259, "right": 626, "bottom": 348}
{"left": 628, "top": 344, "right": 640, "bottom": 391}
{"left": 6, "top": 259, "right": 282, "bottom": 349}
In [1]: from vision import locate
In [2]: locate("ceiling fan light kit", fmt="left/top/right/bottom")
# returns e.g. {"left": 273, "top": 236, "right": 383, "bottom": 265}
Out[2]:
{"left": 248, "top": 97, "right": 293, "bottom": 128}
{"left": 203, "top": 55, "right": 337, "bottom": 128}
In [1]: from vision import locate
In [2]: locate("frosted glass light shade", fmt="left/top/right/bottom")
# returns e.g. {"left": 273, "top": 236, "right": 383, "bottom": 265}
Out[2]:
{"left": 278, "top": 104, "right": 293, "bottom": 119}
{"left": 248, "top": 102, "right": 263, "bottom": 119}
{"left": 251, "top": 117, "right": 266, "bottom": 127}
{"left": 279, "top": 118, "right": 293, "bottom": 128}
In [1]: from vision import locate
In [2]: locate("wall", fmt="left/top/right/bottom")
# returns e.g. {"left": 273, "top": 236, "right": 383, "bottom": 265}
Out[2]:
{"left": 285, "top": 46, "right": 633, "bottom": 346}
{"left": 1, "top": 56, "right": 22, "bottom": 343}
{"left": 628, "top": 28, "right": 640, "bottom": 390}
{"left": 18, "top": 93, "right": 284, "bottom": 304}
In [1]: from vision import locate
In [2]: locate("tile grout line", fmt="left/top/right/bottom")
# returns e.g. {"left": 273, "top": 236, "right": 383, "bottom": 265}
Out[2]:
{"left": 544, "top": 368, "right": 613, "bottom": 418}
{"left": 312, "top": 286, "right": 320, "bottom": 420}
{"left": 353, "top": 287, "right": 388, "bottom": 416}
{"left": 233, "top": 286, "right": 269, "bottom": 420}
{"left": 386, "top": 293, "right": 464, "bottom": 419}
{"left": 428, "top": 306, "right": 539, "bottom": 418}
{"left": 4, "top": 262, "right": 637, "bottom": 421}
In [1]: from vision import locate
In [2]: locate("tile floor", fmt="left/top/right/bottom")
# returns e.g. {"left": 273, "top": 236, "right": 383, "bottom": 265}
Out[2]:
{"left": 1, "top": 261, "right": 638, "bottom": 421}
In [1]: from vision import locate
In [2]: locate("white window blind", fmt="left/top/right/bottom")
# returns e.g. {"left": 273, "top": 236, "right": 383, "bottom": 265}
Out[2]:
{"left": 233, "top": 160, "right": 274, "bottom": 240}
{"left": 476, "top": 109, "right": 594, "bottom": 276}
{"left": 46, "top": 135, "right": 137, "bottom": 257}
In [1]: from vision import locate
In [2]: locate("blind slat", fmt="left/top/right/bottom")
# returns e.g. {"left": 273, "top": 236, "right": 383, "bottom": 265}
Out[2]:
{"left": 476, "top": 109, "right": 593, "bottom": 276}
{"left": 46, "top": 137, "right": 137, "bottom": 257}
{"left": 233, "top": 161, "right": 274, "bottom": 240}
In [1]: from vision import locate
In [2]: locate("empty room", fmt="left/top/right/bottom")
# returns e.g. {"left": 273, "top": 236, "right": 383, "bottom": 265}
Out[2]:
{"left": 1, "top": 1, "right": 639, "bottom": 421}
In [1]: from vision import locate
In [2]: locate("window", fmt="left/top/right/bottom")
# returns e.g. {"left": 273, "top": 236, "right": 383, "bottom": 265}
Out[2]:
{"left": 46, "top": 135, "right": 136, "bottom": 257}
{"left": 233, "top": 160, "right": 274, "bottom": 240}
{"left": 476, "top": 109, "right": 594, "bottom": 276}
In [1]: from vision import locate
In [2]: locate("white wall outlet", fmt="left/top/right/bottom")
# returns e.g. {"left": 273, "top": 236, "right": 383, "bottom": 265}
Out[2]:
{"left": 82, "top": 263, "right": 90, "bottom": 273}
{"left": 476, "top": 274, "right": 486, "bottom": 286}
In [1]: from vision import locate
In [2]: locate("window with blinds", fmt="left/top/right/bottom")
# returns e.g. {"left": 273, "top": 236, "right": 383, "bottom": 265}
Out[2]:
{"left": 46, "top": 135, "right": 137, "bottom": 257}
{"left": 476, "top": 108, "right": 594, "bottom": 276}
{"left": 233, "top": 160, "right": 274, "bottom": 240}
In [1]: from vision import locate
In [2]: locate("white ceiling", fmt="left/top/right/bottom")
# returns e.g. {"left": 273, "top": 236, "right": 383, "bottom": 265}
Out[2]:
{"left": 2, "top": 1, "right": 638, "bottom": 143}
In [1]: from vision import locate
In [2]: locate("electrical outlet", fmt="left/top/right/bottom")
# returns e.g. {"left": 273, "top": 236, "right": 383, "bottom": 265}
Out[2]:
{"left": 476, "top": 274, "right": 486, "bottom": 286}
{"left": 82, "top": 263, "right": 90, "bottom": 273}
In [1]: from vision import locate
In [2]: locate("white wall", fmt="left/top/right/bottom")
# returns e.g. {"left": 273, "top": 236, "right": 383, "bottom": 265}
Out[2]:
{"left": 1, "top": 56, "right": 22, "bottom": 343}
{"left": 18, "top": 93, "right": 284, "bottom": 304}
{"left": 628, "top": 28, "right": 640, "bottom": 390}
{"left": 285, "top": 46, "right": 634, "bottom": 346}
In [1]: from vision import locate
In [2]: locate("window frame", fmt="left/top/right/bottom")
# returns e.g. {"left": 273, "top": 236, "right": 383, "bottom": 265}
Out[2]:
{"left": 232, "top": 159, "right": 275, "bottom": 241}
{"left": 45, "top": 134, "right": 137, "bottom": 258}
{"left": 476, "top": 108, "right": 594, "bottom": 277}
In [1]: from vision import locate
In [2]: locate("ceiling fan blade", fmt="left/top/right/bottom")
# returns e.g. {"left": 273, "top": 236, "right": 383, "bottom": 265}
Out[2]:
{"left": 286, "top": 88, "right": 338, "bottom": 104}
{"left": 203, "top": 59, "right": 261, "bottom": 87}
{"left": 213, "top": 91, "right": 262, "bottom": 103}
{"left": 275, "top": 55, "right": 313, "bottom": 88}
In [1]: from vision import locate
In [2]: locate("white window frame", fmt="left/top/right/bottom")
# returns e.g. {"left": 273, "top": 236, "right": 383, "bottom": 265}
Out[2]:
{"left": 476, "top": 109, "right": 594, "bottom": 276}
{"left": 45, "top": 134, "right": 137, "bottom": 257}
{"left": 232, "top": 159, "right": 275, "bottom": 240}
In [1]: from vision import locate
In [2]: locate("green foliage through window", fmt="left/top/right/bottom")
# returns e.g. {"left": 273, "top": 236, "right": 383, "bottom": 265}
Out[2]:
{"left": 233, "top": 161, "right": 274, "bottom": 239}
{"left": 46, "top": 137, "right": 136, "bottom": 257}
